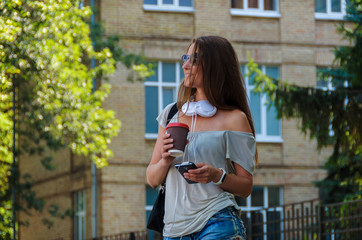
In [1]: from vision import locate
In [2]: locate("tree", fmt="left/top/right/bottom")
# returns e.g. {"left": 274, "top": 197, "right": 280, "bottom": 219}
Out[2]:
{"left": 0, "top": 0, "right": 154, "bottom": 238}
{"left": 246, "top": 0, "right": 362, "bottom": 204}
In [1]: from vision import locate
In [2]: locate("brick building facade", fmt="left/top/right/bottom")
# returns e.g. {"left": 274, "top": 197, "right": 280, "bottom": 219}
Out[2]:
{"left": 19, "top": 0, "right": 349, "bottom": 239}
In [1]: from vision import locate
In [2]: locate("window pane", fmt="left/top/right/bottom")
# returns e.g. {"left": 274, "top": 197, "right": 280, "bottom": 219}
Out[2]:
{"left": 248, "top": 0, "right": 258, "bottom": 8}
{"left": 250, "top": 92, "right": 261, "bottom": 134}
{"left": 266, "top": 66, "right": 279, "bottom": 80}
{"left": 146, "top": 186, "right": 159, "bottom": 205}
{"left": 266, "top": 101, "right": 280, "bottom": 136}
{"left": 82, "top": 216, "right": 86, "bottom": 240}
{"left": 251, "top": 212, "right": 264, "bottom": 235}
{"left": 332, "top": 0, "right": 341, "bottom": 12}
{"left": 252, "top": 186, "right": 264, "bottom": 206}
{"left": 267, "top": 211, "right": 281, "bottom": 239}
{"left": 163, "top": 63, "right": 176, "bottom": 82}
{"left": 145, "top": 87, "right": 159, "bottom": 133}
{"left": 235, "top": 196, "right": 247, "bottom": 206}
{"left": 248, "top": 72, "right": 256, "bottom": 85}
{"left": 179, "top": 0, "right": 192, "bottom": 7}
{"left": 163, "top": 87, "right": 175, "bottom": 107}
{"left": 264, "top": 0, "right": 276, "bottom": 10}
{"left": 163, "top": 0, "right": 173, "bottom": 4}
{"left": 317, "top": 79, "right": 328, "bottom": 88}
{"left": 316, "top": 67, "right": 329, "bottom": 88}
{"left": 146, "top": 65, "right": 158, "bottom": 82}
{"left": 180, "top": 67, "right": 185, "bottom": 80}
{"left": 74, "top": 217, "right": 78, "bottom": 239}
{"left": 315, "top": 0, "right": 327, "bottom": 12}
{"left": 79, "top": 192, "right": 84, "bottom": 210}
{"left": 147, "top": 229, "right": 163, "bottom": 240}
{"left": 74, "top": 191, "right": 85, "bottom": 240}
{"left": 248, "top": 66, "right": 261, "bottom": 85}
{"left": 268, "top": 187, "right": 280, "bottom": 207}
{"left": 240, "top": 65, "right": 245, "bottom": 77}
{"left": 144, "top": 0, "right": 157, "bottom": 4}
{"left": 232, "top": 0, "right": 243, "bottom": 8}
{"left": 265, "top": 66, "right": 280, "bottom": 136}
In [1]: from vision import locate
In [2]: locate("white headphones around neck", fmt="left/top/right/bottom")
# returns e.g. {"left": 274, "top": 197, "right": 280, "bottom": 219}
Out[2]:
{"left": 181, "top": 100, "right": 217, "bottom": 118}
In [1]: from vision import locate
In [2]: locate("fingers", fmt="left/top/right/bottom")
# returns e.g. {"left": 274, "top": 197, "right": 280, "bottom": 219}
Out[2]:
{"left": 184, "top": 165, "right": 211, "bottom": 183}
{"left": 184, "top": 164, "right": 220, "bottom": 184}
{"left": 161, "top": 133, "right": 174, "bottom": 160}
{"left": 161, "top": 133, "right": 173, "bottom": 152}
{"left": 195, "top": 163, "right": 206, "bottom": 168}
{"left": 184, "top": 172, "right": 209, "bottom": 183}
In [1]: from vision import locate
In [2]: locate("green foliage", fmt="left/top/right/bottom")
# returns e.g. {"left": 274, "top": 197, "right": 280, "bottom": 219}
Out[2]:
{"left": 0, "top": 0, "right": 155, "bottom": 237}
{"left": 246, "top": 0, "right": 362, "bottom": 204}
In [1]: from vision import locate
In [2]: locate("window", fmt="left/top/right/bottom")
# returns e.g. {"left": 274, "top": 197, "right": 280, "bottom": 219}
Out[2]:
{"left": 79, "top": 0, "right": 84, "bottom": 9}
{"left": 231, "top": 0, "right": 281, "bottom": 18}
{"left": 316, "top": 67, "right": 335, "bottom": 91}
{"left": 144, "top": 0, "right": 194, "bottom": 12}
{"left": 236, "top": 186, "right": 283, "bottom": 240}
{"left": 145, "top": 186, "right": 163, "bottom": 240}
{"left": 74, "top": 191, "right": 86, "bottom": 240}
{"left": 241, "top": 65, "right": 282, "bottom": 142}
{"left": 316, "top": 67, "right": 349, "bottom": 137}
{"left": 145, "top": 61, "right": 184, "bottom": 139}
{"left": 315, "top": 0, "right": 347, "bottom": 20}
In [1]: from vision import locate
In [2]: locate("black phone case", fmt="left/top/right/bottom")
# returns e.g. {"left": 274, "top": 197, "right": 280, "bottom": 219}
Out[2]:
{"left": 175, "top": 162, "right": 198, "bottom": 184}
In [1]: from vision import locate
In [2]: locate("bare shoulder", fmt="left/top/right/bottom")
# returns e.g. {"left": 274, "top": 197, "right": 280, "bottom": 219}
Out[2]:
{"left": 223, "top": 109, "right": 252, "bottom": 133}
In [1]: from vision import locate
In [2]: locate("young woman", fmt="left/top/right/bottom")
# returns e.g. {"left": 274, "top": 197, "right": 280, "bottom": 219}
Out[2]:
{"left": 146, "top": 36, "right": 257, "bottom": 240}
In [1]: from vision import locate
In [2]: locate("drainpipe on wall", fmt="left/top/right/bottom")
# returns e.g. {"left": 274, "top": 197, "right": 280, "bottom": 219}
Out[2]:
{"left": 90, "top": 0, "right": 97, "bottom": 238}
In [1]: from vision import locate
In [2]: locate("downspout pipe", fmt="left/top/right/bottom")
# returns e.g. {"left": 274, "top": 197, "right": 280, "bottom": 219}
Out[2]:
{"left": 90, "top": 0, "right": 97, "bottom": 238}
{"left": 12, "top": 75, "right": 17, "bottom": 240}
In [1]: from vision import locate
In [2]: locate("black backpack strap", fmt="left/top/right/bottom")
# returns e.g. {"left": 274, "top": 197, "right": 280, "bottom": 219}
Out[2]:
{"left": 166, "top": 103, "right": 178, "bottom": 125}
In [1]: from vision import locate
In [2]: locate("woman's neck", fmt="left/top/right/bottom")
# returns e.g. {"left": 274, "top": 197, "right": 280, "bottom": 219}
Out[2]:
{"left": 194, "top": 89, "right": 207, "bottom": 102}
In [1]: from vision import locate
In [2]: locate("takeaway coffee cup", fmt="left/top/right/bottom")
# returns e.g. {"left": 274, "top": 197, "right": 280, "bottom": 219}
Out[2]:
{"left": 166, "top": 123, "right": 189, "bottom": 157}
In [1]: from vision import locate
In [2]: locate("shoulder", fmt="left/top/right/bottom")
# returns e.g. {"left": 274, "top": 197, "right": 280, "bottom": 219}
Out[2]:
{"left": 156, "top": 102, "right": 177, "bottom": 128}
{"left": 164, "top": 102, "right": 177, "bottom": 112}
{"left": 222, "top": 109, "right": 252, "bottom": 133}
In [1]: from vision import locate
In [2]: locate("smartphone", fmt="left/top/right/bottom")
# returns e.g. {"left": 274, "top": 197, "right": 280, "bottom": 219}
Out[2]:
{"left": 174, "top": 162, "right": 198, "bottom": 184}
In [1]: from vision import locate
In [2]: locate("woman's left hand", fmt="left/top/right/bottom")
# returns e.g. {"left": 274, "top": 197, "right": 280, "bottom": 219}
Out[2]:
{"left": 183, "top": 163, "right": 222, "bottom": 184}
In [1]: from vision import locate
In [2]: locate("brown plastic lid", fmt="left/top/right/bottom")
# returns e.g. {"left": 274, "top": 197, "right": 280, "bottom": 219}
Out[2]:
{"left": 166, "top": 122, "right": 189, "bottom": 130}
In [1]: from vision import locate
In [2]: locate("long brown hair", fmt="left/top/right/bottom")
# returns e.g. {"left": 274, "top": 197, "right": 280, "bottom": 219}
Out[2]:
{"left": 177, "top": 36, "right": 258, "bottom": 163}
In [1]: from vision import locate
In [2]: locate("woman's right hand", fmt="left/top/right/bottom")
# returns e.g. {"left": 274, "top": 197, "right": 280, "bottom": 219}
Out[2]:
{"left": 160, "top": 133, "right": 175, "bottom": 165}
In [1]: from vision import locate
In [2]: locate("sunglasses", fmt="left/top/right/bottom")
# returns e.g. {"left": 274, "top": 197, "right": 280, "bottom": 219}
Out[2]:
{"left": 181, "top": 53, "right": 198, "bottom": 65}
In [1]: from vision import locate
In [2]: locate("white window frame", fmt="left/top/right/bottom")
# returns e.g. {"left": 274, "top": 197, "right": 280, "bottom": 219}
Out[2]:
{"left": 231, "top": 0, "right": 281, "bottom": 18}
{"left": 74, "top": 190, "right": 86, "bottom": 240}
{"left": 239, "top": 186, "right": 284, "bottom": 240}
{"left": 143, "top": 0, "right": 194, "bottom": 13}
{"left": 242, "top": 65, "right": 283, "bottom": 143}
{"left": 315, "top": 0, "right": 347, "bottom": 20}
{"left": 145, "top": 61, "right": 182, "bottom": 139}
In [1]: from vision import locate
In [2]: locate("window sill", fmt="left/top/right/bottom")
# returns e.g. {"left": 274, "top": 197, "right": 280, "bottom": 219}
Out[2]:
{"left": 315, "top": 13, "right": 346, "bottom": 20}
{"left": 145, "top": 133, "right": 158, "bottom": 140}
{"left": 143, "top": 5, "right": 195, "bottom": 13}
{"left": 256, "top": 136, "right": 283, "bottom": 143}
{"left": 230, "top": 9, "right": 281, "bottom": 18}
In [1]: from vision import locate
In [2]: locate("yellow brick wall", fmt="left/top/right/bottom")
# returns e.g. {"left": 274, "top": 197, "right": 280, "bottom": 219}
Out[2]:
{"left": 280, "top": 0, "right": 316, "bottom": 43}
{"left": 18, "top": 0, "right": 350, "bottom": 238}
{"left": 19, "top": 195, "right": 73, "bottom": 240}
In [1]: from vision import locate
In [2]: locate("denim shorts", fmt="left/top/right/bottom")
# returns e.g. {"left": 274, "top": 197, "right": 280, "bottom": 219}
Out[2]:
{"left": 164, "top": 206, "right": 246, "bottom": 240}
